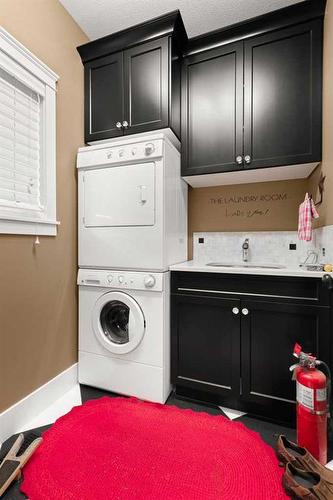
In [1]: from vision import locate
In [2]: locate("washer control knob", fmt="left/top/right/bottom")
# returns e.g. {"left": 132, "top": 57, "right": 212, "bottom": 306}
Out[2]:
{"left": 144, "top": 275, "right": 156, "bottom": 288}
{"left": 145, "top": 143, "right": 155, "bottom": 156}
{"left": 107, "top": 274, "right": 113, "bottom": 284}
{"left": 118, "top": 276, "right": 124, "bottom": 284}
{"left": 131, "top": 148, "right": 137, "bottom": 156}
{"left": 106, "top": 151, "right": 113, "bottom": 159}
{"left": 119, "top": 149, "right": 124, "bottom": 158}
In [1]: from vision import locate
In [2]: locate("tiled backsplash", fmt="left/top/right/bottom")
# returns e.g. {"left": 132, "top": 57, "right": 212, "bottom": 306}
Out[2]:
{"left": 193, "top": 225, "right": 333, "bottom": 267}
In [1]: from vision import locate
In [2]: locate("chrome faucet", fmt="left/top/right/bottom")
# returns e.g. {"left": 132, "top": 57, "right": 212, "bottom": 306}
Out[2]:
{"left": 242, "top": 238, "right": 249, "bottom": 262}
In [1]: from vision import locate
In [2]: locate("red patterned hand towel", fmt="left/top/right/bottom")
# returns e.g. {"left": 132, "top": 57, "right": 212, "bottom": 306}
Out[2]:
{"left": 298, "top": 193, "right": 319, "bottom": 241}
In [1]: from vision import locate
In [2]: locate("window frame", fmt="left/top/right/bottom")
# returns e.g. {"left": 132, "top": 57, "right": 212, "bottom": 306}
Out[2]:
{"left": 0, "top": 27, "right": 59, "bottom": 236}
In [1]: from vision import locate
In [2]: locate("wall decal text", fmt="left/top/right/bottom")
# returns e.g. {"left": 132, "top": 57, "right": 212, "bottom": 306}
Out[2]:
{"left": 210, "top": 193, "right": 287, "bottom": 205}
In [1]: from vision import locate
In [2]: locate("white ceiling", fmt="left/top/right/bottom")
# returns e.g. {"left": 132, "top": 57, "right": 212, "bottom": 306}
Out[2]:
{"left": 59, "top": 0, "right": 303, "bottom": 41}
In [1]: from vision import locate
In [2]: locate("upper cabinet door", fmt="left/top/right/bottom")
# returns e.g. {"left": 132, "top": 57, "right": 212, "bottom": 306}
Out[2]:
{"left": 85, "top": 52, "right": 124, "bottom": 142}
{"left": 243, "top": 20, "right": 323, "bottom": 170}
{"left": 181, "top": 42, "right": 244, "bottom": 177}
{"left": 123, "top": 38, "right": 169, "bottom": 135}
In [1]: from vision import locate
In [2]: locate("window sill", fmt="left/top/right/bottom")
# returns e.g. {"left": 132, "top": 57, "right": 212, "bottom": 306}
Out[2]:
{"left": 0, "top": 218, "right": 60, "bottom": 236}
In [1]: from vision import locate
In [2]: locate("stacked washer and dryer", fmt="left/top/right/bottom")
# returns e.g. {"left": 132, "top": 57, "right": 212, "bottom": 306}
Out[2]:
{"left": 77, "top": 131, "right": 187, "bottom": 403}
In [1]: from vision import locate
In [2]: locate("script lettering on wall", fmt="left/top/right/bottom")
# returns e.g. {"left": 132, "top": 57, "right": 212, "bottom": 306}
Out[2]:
{"left": 188, "top": 179, "right": 308, "bottom": 258}
{"left": 188, "top": 179, "right": 307, "bottom": 233}
{"left": 210, "top": 192, "right": 288, "bottom": 218}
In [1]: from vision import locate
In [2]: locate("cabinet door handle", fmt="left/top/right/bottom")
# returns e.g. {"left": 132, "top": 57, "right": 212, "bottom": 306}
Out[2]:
{"left": 122, "top": 120, "right": 129, "bottom": 129}
{"left": 236, "top": 155, "right": 243, "bottom": 165}
{"left": 116, "top": 122, "right": 122, "bottom": 130}
{"left": 232, "top": 307, "right": 240, "bottom": 315}
{"left": 322, "top": 274, "right": 333, "bottom": 290}
{"left": 244, "top": 155, "right": 251, "bottom": 164}
{"left": 242, "top": 308, "right": 249, "bottom": 315}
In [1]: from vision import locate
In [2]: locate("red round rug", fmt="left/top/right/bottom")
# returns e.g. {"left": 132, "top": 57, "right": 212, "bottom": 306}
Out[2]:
{"left": 21, "top": 397, "right": 287, "bottom": 499}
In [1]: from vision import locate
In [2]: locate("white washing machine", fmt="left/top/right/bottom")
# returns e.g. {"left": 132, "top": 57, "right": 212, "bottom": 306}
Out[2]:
{"left": 77, "top": 130, "right": 187, "bottom": 271}
{"left": 78, "top": 268, "right": 171, "bottom": 403}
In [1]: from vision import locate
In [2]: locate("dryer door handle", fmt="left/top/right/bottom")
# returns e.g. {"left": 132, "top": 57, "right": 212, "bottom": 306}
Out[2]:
{"left": 139, "top": 185, "right": 147, "bottom": 204}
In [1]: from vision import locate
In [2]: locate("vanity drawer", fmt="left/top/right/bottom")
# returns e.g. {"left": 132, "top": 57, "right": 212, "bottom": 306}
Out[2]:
{"left": 171, "top": 271, "right": 330, "bottom": 306}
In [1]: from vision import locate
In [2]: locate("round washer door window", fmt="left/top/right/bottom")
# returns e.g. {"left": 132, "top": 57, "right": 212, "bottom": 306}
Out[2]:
{"left": 92, "top": 291, "right": 145, "bottom": 354}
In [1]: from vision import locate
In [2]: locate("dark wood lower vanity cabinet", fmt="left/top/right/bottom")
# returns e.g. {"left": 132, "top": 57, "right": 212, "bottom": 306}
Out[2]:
{"left": 171, "top": 272, "right": 332, "bottom": 424}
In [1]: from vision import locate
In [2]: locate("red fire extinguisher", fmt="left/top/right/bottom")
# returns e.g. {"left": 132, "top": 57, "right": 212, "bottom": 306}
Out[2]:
{"left": 290, "top": 343, "right": 331, "bottom": 465}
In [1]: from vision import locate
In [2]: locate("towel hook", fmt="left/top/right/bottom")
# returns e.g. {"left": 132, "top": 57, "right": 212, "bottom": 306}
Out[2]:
{"left": 310, "top": 173, "right": 325, "bottom": 206}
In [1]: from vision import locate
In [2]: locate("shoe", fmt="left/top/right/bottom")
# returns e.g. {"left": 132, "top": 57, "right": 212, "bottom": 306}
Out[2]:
{"left": 277, "top": 435, "right": 333, "bottom": 485}
{"left": 283, "top": 463, "right": 333, "bottom": 499}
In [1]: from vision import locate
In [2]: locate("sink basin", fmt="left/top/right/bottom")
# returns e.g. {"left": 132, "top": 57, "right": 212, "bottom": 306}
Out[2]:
{"left": 206, "top": 263, "right": 286, "bottom": 270}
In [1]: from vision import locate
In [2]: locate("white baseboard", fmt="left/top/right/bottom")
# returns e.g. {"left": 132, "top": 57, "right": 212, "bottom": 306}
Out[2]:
{"left": 0, "top": 363, "right": 78, "bottom": 444}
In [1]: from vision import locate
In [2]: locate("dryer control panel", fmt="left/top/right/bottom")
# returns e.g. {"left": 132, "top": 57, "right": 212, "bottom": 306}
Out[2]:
{"left": 77, "top": 139, "right": 163, "bottom": 169}
{"left": 77, "top": 269, "right": 166, "bottom": 292}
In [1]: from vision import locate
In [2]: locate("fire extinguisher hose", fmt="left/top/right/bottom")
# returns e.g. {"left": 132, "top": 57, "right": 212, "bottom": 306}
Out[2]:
{"left": 317, "top": 360, "right": 333, "bottom": 438}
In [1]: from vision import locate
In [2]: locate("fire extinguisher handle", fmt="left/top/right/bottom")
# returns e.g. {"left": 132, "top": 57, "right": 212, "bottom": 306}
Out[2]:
{"left": 290, "top": 364, "right": 298, "bottom": 381}
{"left": 322, "top": 274, "right": 333, "bottom": 290}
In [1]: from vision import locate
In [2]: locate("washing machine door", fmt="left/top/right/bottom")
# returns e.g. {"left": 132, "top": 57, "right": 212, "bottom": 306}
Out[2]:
{"left": 92, "top": 292, "right": 145, "bottom": 354}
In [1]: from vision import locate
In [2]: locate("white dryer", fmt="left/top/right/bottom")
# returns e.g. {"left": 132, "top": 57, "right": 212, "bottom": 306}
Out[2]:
{"left": 77, "top": 130, "right": 187, "bottom": 271}
{"left": 78, "top": 268, "right": 171, "bottom": 403}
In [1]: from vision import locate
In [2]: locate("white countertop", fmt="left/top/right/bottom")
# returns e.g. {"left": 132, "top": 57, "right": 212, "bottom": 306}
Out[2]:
{"left": 170, "top": 260, "right": 333, "bottom": 278}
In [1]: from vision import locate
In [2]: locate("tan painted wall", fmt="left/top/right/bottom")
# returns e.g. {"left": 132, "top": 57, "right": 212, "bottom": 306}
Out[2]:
{"left": 0, "top": 0, "right": 87, "bottom": 412}
{"left": 188, "top": 179, "right": 307, "bottom": 258}
{"left": 309, "top": 0, "right": 333, "bottom": 227}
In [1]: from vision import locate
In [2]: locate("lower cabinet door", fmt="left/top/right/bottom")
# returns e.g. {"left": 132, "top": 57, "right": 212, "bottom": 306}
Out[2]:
{"left": 240, "top": 300, "right": 330, "bottom": 423}
{"left": 171, "top": 294, "right": 241, "bottom": 405}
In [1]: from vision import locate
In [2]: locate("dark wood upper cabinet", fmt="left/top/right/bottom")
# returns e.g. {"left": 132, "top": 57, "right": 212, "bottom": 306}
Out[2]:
{"left": 78, "top": 1, "right": 326, "bottom": 178}
{"left": 243, "top": 20, "right": 323, "bottom": 170}
{"left": 181, "top": 42, "right": 243, "bottom": 176}
{"left": 181, "top": 0, "right": 326, "bottom": 180}
{"left": 84, "top": 52, "right": 124, "bottom": 141}
{"left": 78, "top": 11, "right": 187, "bottom": 143}
{"left": 123, "top": 38, "right": 169, "bottom": 135}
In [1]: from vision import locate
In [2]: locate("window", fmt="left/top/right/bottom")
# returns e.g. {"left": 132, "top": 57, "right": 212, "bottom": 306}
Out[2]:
{"left": 0, "top": 28, "right": 59, "bottom": 235}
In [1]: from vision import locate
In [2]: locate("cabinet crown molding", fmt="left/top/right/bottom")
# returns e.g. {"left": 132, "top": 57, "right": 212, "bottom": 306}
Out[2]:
{"left": 77, "top": 10, "right": 187, "bottom": 63}
{"left": 185, "top": 0, "right": 327, "bottom": 56}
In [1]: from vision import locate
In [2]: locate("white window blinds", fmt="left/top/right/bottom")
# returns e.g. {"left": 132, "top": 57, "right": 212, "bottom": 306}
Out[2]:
{"left": 0, "top": 69, "right": 42, "bottom": 212}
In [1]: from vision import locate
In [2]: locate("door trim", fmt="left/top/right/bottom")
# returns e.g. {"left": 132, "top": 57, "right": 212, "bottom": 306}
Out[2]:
{"left": 177, "top": 287, "right": 317, "bottom": 302}
{"left": 178, "top": 376, "right": 231, "bottom": 390}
